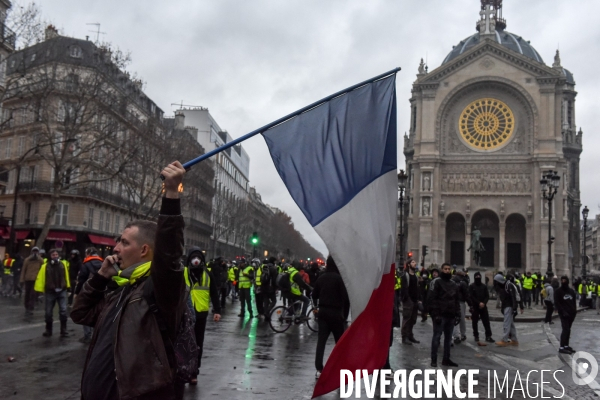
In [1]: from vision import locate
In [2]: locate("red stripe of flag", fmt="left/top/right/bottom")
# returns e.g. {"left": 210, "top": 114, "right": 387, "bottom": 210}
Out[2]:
{"left": 312, "top": 264, "right": 395, "bottom": 398}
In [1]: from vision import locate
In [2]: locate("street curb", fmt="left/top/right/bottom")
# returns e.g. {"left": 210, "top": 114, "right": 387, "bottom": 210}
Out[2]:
{"left": 487, "top": 306, "right": 589, "bottom": 323}
{"left": 542, "top": 322, "right": 600, "bottom": 396}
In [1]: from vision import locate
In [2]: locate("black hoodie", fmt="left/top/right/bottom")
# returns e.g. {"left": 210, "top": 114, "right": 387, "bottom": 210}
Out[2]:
{"left": 554, "top": 277, "right": 577, "bottom": 318}
{"left": 186, "top": 247, "right": 221, "bottom": 314}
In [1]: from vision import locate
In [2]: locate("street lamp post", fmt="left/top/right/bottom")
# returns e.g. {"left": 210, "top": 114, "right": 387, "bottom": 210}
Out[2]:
{"left": 398, "top": 170, "right": 408, "bottom": 268}
{"left": 582, "top": 205, "right": 589, "bottom": 280}
{"left": 540, "top": 170, "right": 560, "bottom": 277}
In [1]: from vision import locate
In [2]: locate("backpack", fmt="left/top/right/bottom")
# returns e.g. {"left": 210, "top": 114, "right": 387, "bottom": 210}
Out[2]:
{"left": 276, "top": 272, "right": 291, "bottom": 291}
{"left": 505, "top": 281, "right": 521, "bottom": 302}
{"left": 260, "top": 265, "right": 271, "bottom": 286}
{"left": 540, "top": 287, "right": 547, "bottom": 299}
{"left": 143, "top": 277, "right": 198, "bottom": 382}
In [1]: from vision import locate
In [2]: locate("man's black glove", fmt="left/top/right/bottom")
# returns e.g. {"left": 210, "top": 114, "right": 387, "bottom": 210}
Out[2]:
{"left": 454, "top": 315, "right": 461, "bottom": 326}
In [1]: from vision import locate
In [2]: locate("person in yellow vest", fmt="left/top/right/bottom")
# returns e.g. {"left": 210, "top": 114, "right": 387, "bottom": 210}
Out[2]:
{"left": 184, "top": 247, "right": 220, "bottom": 385}
{"left": 2, "top": 253, "right": 15, "bottom": 296}
{"left": 238, "top": 258, "right": 255, "bottom": 318}
{"left": 284, "top": 263, "right": 313, "bottom": 320}
{"left": 35, "top": 249, "right": 71, "bottom": 337}
{"left": 253, "top": 258, "right": 265, "bottom": 317}
{"left": 531, "top": 272, "right": 540, "bottom": 306}
{"left": 522, "top": 272, "right": 534, "bottom": 309}
{"left": 578, "top": 280, "right": 588, "bottom": 308}
{"left": 596, "top": 282, "right": 600, "bottom": 315}
{"left": 231, "top": 261, "right": 240, "bottom": 302}
{"left": 227, "top": 261, "right": 238, "bottom": 302}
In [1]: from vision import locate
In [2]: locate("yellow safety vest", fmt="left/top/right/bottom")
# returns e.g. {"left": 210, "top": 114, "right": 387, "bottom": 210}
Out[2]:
{"left": 578, "top": 284, "right": 586, "bottom": 295}
{"left": 523, "top": 277, "right": 533, "bottom": 290}
{"left": 394, "top": 269, "right": 401, "bottom": 290}
{"left": 184, "top": 267, "right": 210, "bottom": 313}
{"left": 3, "top": 258, "right": 14, "bottom": 275}
{"left": 531, "top": 274, "right": 538, "bottom": 288}
{"left": 34, "top": 259, "right": 70, "bottom": 292}
{"left": 256, "top": 265, "right": 263, "bottom": 286}
{"left": 289, "top": 267, "right": 301, "bottom": 296}
{"left": 228, "top": 267, "right": 236, "bottom": 282}
{"left": 238, "top": 266, "right": 253, "bottom": 289}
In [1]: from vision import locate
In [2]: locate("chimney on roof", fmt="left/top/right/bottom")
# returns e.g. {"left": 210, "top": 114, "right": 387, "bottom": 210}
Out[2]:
{"left": 186, "top": 126, "right": 198, "bottom": 141}
{"left": 45, "top": 25, "right": 59, "bottom": 41}
{"left": 174, "top": 112, "right": 185, "bottom": 130}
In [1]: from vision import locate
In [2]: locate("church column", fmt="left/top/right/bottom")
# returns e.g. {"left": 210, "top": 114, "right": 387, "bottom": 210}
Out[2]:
{"left": 499, "top": 222, "right": 506, "bottom": 272}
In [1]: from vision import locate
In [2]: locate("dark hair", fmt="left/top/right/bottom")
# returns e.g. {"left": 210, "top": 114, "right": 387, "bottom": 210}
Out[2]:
{"left": 441, "top": 262, "right": 452, "bottom": 269}
{"left": 85, "top": 247, "right": 98, "bottom": 256}
{"left": 49, "top": 248, "right": 60, "bottom": 256}
{"left": 326, "top": 256, "right": 339, "bottom": 274}
{"left": 124, "top": 220, "right": 157, "bottom": 250}
{"left": 404, "top": 258, "right": 414, "bottom": 271}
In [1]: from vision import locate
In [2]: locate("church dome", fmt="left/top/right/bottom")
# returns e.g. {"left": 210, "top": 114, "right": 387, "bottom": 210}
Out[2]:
{"left": 442, "top": 29, "right": 544, "bottom": 65}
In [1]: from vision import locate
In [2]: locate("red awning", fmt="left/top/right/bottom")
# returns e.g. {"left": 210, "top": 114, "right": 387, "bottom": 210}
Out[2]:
{"left": 46, "top": 231, "right": 77, "bottom": 242}
{"left": 0, "top": 228, "right": 30, "bottom": 240}
{"left": 88, "top": 234, "right": 116, "bottom": 247}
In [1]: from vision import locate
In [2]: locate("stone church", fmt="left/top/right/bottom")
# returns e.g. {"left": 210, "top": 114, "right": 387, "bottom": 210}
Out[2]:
{"left": 403, "top": 0, "right": 581, "bottom": 277}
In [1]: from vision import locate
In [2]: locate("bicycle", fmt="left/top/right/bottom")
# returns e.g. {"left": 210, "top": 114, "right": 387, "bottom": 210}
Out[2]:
{"left": 268, "top": 299, "right": 318, "bottom": 333}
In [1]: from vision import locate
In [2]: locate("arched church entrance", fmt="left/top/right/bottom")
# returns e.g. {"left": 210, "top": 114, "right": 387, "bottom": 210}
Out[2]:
{"left": 470, "top": 209, "right": 500, "bottom": 267}
{"left": 505, "top": 213, "right": 527, "bottom": 270}
{"left": 445, "top": 213, "right": 466, "bottom": 267}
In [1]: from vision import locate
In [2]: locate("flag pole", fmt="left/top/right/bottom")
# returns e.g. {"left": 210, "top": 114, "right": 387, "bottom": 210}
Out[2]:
{"left": 178, "top": 67, "right": 401, "bottom": 171}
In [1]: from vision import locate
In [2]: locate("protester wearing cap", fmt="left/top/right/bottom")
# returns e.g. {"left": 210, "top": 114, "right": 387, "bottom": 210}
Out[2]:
{"left": 20, "top": 246, "right": 44, "bottom": 315}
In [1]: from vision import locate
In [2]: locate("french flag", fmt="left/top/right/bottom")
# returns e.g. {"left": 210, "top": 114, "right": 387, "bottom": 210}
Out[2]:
{"left": 262, "top": 74, "right": 397, "bottom": 398}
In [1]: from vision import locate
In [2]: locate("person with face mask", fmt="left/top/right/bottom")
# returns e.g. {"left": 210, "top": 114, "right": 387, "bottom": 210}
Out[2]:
{"left": 468, "top": 272, "right": 494, "bottom": 343}
{"left": 451, "top": 270, "right": 471, "bottom": 343}
{"left": 427, "top": 262, "right": 460, "bottom": 367}
{"left": 184, "top": 247, "right": 221, "bottom": 384}
{"left": 400, "top": 258, "right": 422, "bottom": 345}
{"left": 494, "top": 273, "right": 524, "bottom": 347}
{"left": 34, "top": 249, "right": 71, "bottom": 337}
{"left": 554, "top": 276, "right": 577, "bottom": 354}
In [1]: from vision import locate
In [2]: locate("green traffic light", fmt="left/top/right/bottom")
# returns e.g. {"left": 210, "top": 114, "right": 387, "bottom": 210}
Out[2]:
{"left": 252, "top": 238, "right": 258, "bottom": 244}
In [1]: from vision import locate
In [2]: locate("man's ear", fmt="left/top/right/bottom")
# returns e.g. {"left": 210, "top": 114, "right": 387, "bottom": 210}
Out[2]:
{"left": 140, "top": 244, "right": 150, "bottom": 258}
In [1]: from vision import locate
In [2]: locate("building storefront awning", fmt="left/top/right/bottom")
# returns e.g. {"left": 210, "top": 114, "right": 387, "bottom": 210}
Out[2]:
{"left": 46, "top": 231, "right": 77, "bottom": 242}
{"left": 1, "top": 228, "right": 30, "bottom": 240}
{"left": 88, "top": 234, "right": 116, "bottom": 247}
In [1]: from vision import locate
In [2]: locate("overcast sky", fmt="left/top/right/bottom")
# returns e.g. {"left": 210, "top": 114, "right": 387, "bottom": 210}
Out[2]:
{"left": 35, "top": 0, "right": 600, "bottom": 256}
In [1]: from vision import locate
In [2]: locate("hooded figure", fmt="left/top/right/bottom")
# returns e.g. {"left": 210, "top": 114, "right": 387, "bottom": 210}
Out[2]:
{"left": 554, "top": 276, "right": 577, "bottom": 354}
{"left": 468, "top": 271, "right": 493, "bottom": 343}
{"left": 184, "top": 247, "right": 221, "bottom": 384}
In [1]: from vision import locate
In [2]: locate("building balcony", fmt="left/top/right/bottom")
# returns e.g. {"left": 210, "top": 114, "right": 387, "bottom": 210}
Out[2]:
{"left": 0, "top": 22, "right": 16, "bottom": 50}
{"left": 17, "top": 180, "right": 154, "bottom": 215}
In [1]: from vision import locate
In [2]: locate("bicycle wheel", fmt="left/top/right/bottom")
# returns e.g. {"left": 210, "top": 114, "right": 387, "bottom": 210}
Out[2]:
{"left": 269, "top": 306, "right": 293, "bottom": 333}
{"left": 306, "top": 307, "right": 319, "bottom": 332}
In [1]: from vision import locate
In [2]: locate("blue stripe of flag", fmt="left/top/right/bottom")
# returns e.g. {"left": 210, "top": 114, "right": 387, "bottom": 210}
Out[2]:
{"left": 262, "top": 75, "right": 397, "bottom": 226}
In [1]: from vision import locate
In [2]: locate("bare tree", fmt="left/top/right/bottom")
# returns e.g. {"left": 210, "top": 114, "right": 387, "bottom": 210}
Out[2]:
{"left": 6, "top": 1, "right": 45, "bottom": 48}
{"left": 0, "top": 38, "right": 155, "bottom": 245}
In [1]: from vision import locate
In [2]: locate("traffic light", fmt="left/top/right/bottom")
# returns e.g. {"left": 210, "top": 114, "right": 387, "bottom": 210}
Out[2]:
{"left": 422, "top": 245, "right": 429, "bottom": 257}
{"left": 407, "top": 251, "right": 413, "bottom": 259}
{"left": 250, "top": 232, "right": 259, "bottom": 245}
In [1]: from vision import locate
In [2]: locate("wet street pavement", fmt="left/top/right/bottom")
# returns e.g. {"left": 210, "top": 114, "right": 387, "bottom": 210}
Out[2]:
{"left": 1, "top": 293, "right": 600, "bottom": 399}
